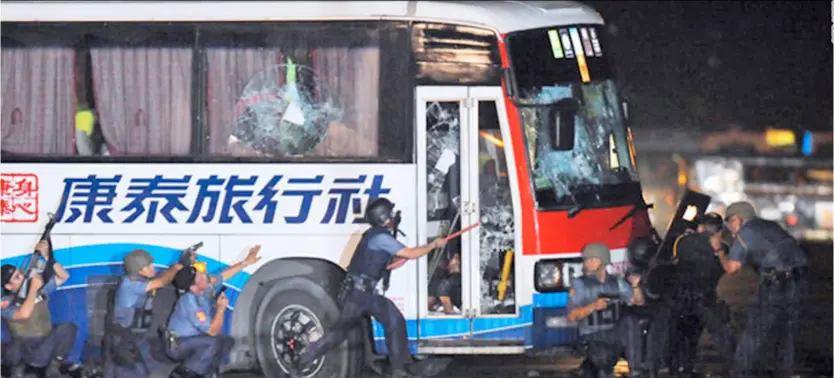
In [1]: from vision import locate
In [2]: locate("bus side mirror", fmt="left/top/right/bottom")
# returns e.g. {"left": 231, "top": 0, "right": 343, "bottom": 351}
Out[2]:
{"left": 548, "top": 99, "right": 578, "bottom": 151}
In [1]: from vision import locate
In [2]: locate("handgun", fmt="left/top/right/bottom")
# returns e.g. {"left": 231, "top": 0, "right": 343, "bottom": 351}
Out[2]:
{"left": 598, "top": 293, "right": 621, "bottom": 301}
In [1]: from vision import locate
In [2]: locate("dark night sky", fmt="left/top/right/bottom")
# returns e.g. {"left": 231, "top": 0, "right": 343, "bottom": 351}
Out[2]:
{"left": 585, "top": 1, "right": 832, "bottom": 132}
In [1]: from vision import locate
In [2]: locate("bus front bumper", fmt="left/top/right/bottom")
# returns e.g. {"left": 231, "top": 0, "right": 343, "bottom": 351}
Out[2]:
{"left": 530, "top": 307, "right": 579, "bottom": 350}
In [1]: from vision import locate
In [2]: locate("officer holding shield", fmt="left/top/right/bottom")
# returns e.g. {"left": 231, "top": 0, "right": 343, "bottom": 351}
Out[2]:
{"left": 166, "top": 245, "right": 261, "bottom": 378}
{"left": 666, "top": 213, "right": 735, "bottom": 377}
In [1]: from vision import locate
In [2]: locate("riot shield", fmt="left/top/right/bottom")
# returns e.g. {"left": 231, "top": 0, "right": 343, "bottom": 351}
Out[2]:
{"left": 656, "top": 189, "right": 712, "bottom": 262}
{"left": 637, "top": 189, "right": 712, "bottom": 299}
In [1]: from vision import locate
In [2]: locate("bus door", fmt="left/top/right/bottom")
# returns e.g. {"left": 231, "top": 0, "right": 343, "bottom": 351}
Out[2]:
{"left": 416, "top": 86, "right": 522, "bottom": 354}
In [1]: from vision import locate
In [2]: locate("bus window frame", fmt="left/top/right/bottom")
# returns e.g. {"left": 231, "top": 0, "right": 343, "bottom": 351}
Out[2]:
{"left": 0, "top": 20, "right": 416, "bottom": 164}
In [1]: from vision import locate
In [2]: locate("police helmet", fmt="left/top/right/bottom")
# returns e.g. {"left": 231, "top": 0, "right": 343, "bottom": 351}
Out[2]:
{"left": 696, "top": 212, "right": 724, "bottom": 234}
{"left": 172, "top": 267, "right": 197, "bottom": 291}
{"left": 627, "top": 237, "right": 658, "bottom": 270}
{"left": 1, "top": 265, "right": 16, "bottom": 295}
{"left": 124, "top": 249, "right": 154, "bottom": 277}
{"left": 365, "top": 198, "right": 396, "bottom": 227}
{"left": 581, "top": 243, "right": 611, "bottom": 266}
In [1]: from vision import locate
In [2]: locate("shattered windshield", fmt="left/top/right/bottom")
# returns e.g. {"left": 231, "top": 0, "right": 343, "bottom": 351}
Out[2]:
{"left": 507, "top": 25, "right": 640, "bottom": 209}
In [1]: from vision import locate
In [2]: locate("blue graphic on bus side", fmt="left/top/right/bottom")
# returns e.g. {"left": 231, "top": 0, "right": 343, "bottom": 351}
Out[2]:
{"left": 54, "top": 174, "right": 391, "bottom": 225}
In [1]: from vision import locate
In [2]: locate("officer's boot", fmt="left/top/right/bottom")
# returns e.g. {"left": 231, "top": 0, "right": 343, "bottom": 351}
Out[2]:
{"left": 7, "top": 365, "right": 26, "bottom": 378}
{"left": 46, "top": 357, "right": 84, "bottom": 378}
{"left": 24, "top": 364, "right": 48, "bottom": 378}
{"left": 169, "top": 365, "right": 200, "bottom": 378}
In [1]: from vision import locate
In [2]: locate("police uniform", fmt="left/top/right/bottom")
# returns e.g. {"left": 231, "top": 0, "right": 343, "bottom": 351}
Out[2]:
{"left": 297, "top": 227, "right": 410, "bottom": 373}
{"left": 0, "top": 273, "right": 78, "bottom": 377}
{"left": 104, "top": 249, "right": 163, "bottom": 378}
{"left": 296, "top": 198, "right": 447, "bottom": 378}
{"left": 167, "top": 270, "right": 234, "bottom": 378}
{"left": 667, "top": 222, "right": 734, "bottom": 376}
{"left": 725, "top": 203, "right": 808, "bottom": 378}
{"left": 569, "top": 243, "right": 648, "bottom": 378}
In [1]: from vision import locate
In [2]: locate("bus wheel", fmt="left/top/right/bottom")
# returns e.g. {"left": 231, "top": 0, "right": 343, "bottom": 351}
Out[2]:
{"left": 254, "top": 277, "right": 356, "bottom": 378}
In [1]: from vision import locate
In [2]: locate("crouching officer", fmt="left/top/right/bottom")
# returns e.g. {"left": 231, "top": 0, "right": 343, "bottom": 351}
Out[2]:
{"left": 295, "top": 198, "right": 449, "bottom": 378}
{"left": 104, "top": 249, "right": 187, "bottom": 378}
{"left": 567, "top": 243, "right": 647, "bottom": 378}
{"left": 717, "top": 202, "right": 809, "bottom": 378}
{"left": 1, "top": 240, "right": 82, "bottom": 378}
{"left": 166, "top": 245, "right": 261, "bottom": 378}
{"left": 667, "top": 213, "right": 735, "bottom": 377}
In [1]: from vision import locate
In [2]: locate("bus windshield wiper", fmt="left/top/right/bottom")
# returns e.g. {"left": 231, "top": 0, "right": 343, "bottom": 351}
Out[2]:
{"left": 609, "top": 200, "right": 654, "bottom": 231}
{"left": 567, "top": 199, "right": 589, "bottom": 219}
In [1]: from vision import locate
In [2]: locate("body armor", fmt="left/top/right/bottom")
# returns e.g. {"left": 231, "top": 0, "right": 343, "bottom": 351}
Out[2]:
{"left": 577, "top": 275, "right": 626, "bottom": 336}
{"left": 346, "top": 227, "right": 395, "bottom": 282}
{"left": 6, "top": 297, "right": 52, "bottom": 338}
{"left": 117, "top": 277, "right": 156, "bottom": 333}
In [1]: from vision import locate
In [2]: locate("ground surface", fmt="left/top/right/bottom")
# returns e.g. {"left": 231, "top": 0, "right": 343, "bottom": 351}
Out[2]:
{"left": 205, "top": 242, "right": 834, "bottom": 378}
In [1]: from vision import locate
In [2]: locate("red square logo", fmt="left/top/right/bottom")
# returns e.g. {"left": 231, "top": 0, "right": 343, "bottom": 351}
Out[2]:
{"left": 0, "top": 173, "right": 39, "bottom": 223}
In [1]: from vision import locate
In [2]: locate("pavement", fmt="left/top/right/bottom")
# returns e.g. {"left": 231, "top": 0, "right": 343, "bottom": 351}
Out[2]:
{"left": 224, "top": 242, "right": 834, "bottom": 378}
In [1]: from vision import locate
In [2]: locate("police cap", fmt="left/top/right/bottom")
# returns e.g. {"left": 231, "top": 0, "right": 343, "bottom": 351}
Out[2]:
{"left": 172, "top": 267, "right": 197, "bottom": 291}
{"left": 365, "top": 198, "right": 395, "bottom": 228}
{"left": 1, "top": 265, "right": 16, "bottom": 294}
{"left": 724, "top": 201, "right": 756, "bottom": 221}
{"left": 124, "top": 249, "right": 154, "bottom": 277}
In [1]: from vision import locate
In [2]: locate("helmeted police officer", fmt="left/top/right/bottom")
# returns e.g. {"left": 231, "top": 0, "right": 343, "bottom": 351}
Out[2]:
{"left": 0, "top": 240, "right": 81, "bottom": 378}
{"left": 294, "top": 198, "right": 449, "bottom": 378}
{"left": 567, "top": 243, "right": 647, "bottom": 378}
{"left": 104, "top": 249, "right": 187, "bottom": 378}
{"left": 166, "top": 245, "right": 261, "bottom": 378}
{"left": 717, "top": 201, "right": 809, "bottom": 378}
{"left": 667, "top": 213, "right": 735, "bottom": 377}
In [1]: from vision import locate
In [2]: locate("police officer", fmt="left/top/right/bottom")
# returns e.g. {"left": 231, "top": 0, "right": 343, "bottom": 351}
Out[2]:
{"left": 294, "top": 198, "right": 449, "bottom": 378}
{"left": 567, "top": 243, "right": 646, "bottom": 378}
{"left": 667, "top": 213, "right": 735, "bottom": 377}
{"left": 166, "top": 245, "right": 261, "bottom": 378}
{"left": 717, "top": 201, "right": 809, "bottom": 378}
{"left": 104, "top": 249, "right": 188, "bottom": 378}
{"left": 0, "top": 240, "right": 82, "bottom": 378}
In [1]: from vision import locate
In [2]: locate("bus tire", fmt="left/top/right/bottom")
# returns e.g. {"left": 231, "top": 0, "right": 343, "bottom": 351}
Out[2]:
{"left": 254, "top": 276, "right": 359, "bottom": 378}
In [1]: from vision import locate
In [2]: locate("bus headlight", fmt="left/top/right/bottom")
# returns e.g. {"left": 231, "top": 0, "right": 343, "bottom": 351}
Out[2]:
{"left": 535, "top": 261, "right": 563, "bottom": 291}
{"left": 534, "top": 258, "right": 584, "bottom": 292}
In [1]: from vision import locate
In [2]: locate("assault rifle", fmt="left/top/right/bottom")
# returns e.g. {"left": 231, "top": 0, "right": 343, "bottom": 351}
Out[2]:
{"left": 13, "top": 208, "right": 61, "bottom": 306}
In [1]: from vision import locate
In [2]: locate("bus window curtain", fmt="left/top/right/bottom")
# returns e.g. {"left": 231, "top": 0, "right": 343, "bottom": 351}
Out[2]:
{"left": 90, "top": 46, "right": 193, "bottom": 156}
{"left": 1, "top": 47, "right": 76, "bottom": 156}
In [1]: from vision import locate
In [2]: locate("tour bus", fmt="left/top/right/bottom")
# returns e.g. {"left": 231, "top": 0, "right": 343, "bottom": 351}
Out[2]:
{"left": 0, "top": 1, "right": 655, "bottom": 377}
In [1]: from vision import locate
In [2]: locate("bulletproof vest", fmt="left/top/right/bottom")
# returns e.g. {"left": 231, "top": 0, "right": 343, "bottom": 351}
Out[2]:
{"left": 7, "top": 297, "right": 52, "bottom": 338}
{"left": 577, "top": 275, "right": 624, "bottom": 336}
{"left": 116, "top": 277, "right": 155, "bottom": 333}
{"left": 743, "top": 218, "right": 808, "bottom": 271}
{"left": 346, "top": 227, "right": 394, "bottom": 281}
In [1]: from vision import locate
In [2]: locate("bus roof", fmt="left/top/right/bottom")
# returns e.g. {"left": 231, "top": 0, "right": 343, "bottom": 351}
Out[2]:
{"left": 0, "top": 0, "right": 604, "bottom": 34}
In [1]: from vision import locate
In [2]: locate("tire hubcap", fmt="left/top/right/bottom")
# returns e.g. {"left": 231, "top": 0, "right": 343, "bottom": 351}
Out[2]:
{"left": 270, "top": 304, "right": 325, "bottom": 377}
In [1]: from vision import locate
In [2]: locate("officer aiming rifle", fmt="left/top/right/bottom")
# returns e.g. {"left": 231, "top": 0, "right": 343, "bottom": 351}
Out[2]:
{"left": 12, "top": 210, "right": 60, "bottom": 306}
{"left": 1, "top": 205, "right": 83, "bottom": 378}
